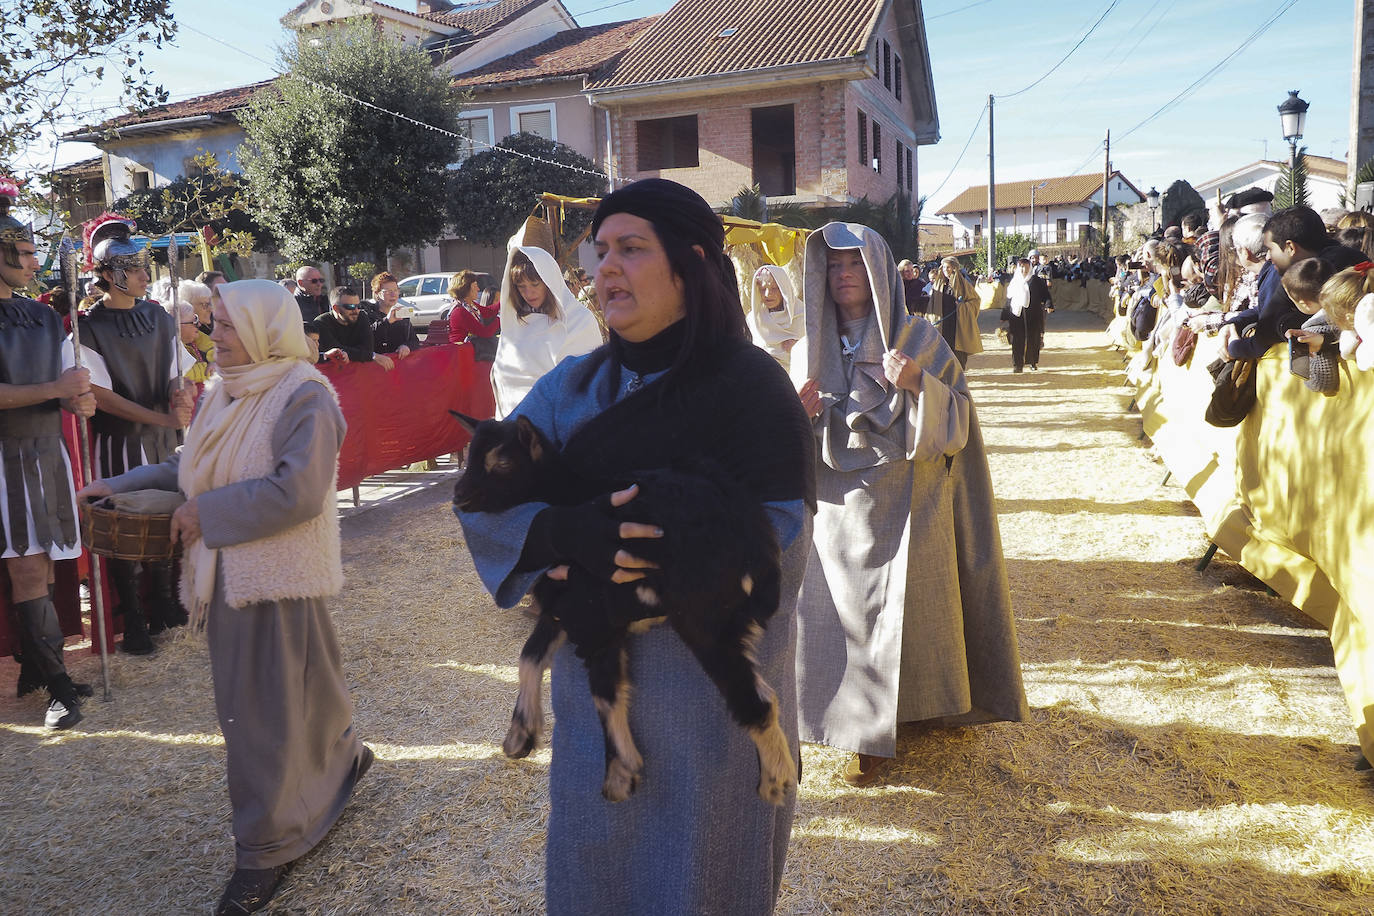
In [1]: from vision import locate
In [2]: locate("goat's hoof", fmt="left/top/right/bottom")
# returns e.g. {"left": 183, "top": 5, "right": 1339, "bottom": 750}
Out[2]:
{"left": 757, "top": 769, "right": 793, "bottom": 806}
{"left": 602, "top": 758, "right": 641, "bottom": 802}
{"left": 503, "top": 721, "right": 537, "bottom": 759}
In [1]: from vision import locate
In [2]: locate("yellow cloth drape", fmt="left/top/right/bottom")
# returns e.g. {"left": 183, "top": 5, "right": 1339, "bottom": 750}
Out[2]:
{"left": 1136, "top": 335, "right": 1374, "bottom": 760}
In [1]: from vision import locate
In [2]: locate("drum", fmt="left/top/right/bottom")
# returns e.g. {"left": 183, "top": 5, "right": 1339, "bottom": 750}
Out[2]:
{"left": 79, "top": 490, "right": 185, "bottom": 561}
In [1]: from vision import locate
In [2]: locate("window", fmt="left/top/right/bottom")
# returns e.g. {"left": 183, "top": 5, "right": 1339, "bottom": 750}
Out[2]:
{"left": 420, "top": 277, "right": 447, "bottom": 295}
{"left": 751, "top": 105, "right": 795, "bottom": 196}
{"left": 858, "top": 110, "right": 867, "bottom": 166}
{"left": 637, "top": 115, "right": 699, "bottom": 170}
{"left": 397, "top": 278, "right": 420, "bottom": 297}
{"left": 456, "top": 110, "right": 493, "bottom": 163}
{"left": 895, "top": 141, "right": 904, "bottom": 189}
{"left": 882, "top": 40, "right": 891, "bottom": 90}
{"left": 1056, "top": 218, "right": 1068, "bottom": 243}
{"left": 129, "top": 169, "right": 151, "bottom": 191}
{"left": 906, "top": 147, "right": 913, "bottom": 191}
{"left": 511, "top": 104, "right": 556, "bottom": 141}
{"left": 872, "top": 121, "right": 881, "bottom": 172}
{"left": 894, "top": 55, "right": 902, "bottom": 101}
{"left": 974, "top": 223, "right": 982, "bottom": 242}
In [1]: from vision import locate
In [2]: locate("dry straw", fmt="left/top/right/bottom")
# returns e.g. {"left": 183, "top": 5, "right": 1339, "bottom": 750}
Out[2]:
{"left": 1, "top": 315, "right": 1371, "bottom": 913}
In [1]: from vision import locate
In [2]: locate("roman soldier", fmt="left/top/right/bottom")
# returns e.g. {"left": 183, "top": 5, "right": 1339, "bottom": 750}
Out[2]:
{"left": 0, "top": 177, "right": 96, "bottom": 728}
{"left": 67, "top": 213, "right": 194, "bottom": 654}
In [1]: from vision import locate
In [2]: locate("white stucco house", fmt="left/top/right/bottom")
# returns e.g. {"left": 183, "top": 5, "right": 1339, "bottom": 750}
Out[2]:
{"left": 934, "top": 171, "right": 1146, "bottom": 249}
{"left": 1194, "top": 155, "right": 1349, "bottom": 213}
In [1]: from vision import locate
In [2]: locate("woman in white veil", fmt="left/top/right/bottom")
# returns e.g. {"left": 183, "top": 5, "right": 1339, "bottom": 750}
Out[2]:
{"left": 491, "top": 245, "right": 603, "bottom": 418}
{"left": 746, "top": 264, "right": 805, "bottom": 371}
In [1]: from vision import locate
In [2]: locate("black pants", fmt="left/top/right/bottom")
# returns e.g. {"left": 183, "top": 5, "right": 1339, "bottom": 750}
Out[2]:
{"left": 1008, "top": 311, "right": 1044, "bottom": 368}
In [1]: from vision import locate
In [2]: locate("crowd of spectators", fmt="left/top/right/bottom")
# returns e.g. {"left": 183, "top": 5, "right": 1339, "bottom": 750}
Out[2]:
{"left": 1114, "top": 188, "right": 1373, "bottom": 400}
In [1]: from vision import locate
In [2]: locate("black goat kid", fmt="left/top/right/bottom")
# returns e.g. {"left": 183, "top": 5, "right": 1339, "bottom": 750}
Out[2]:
{"left": 451, "top": 413, "right": 795, "bottom": 805}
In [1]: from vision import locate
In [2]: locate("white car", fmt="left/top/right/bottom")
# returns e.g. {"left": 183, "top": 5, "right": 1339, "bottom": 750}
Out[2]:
{"left": 396, "top": 273, "right": 453, "bottom": 333}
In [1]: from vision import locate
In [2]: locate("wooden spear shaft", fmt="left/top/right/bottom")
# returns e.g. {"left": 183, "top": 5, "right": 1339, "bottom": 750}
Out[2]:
{"left": 61, "top": 245, "right": 111, "bottom": 701}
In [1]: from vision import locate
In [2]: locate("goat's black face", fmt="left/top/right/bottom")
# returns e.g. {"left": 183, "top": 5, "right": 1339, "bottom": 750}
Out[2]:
{"left": 452, "top": 415, "right": 551, "bottom": 513}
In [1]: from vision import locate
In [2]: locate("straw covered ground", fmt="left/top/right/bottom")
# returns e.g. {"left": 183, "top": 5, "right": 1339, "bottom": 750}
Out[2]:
{"left": 2, "top": 312, "right": 1373, "bottom": 914}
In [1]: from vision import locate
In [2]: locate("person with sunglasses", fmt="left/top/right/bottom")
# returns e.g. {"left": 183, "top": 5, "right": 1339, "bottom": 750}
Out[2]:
{"left": 311, "top": 286, "right": 394, "bottom": 370}
{"left": 293, "top": 266, "right": 328, "bottom": 322}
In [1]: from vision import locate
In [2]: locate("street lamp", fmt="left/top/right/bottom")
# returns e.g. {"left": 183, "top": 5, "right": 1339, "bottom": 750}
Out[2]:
{"left": 1146, "top": 186, "right": 1160, "bottom": 232}
{"left": 1278, "top": 89, "right": 1309, "bottom": 172}
{"left": 1029, "top": 180, "right": 1048, "bottom": 245}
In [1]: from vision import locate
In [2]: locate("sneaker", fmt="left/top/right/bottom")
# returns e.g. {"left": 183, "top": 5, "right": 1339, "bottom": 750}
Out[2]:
{"left": 45, "top": 697, "right": 83, "bottom": 729}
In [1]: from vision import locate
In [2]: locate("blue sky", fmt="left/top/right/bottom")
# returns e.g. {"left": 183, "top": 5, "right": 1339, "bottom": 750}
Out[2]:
{"left": 37, "top": 0, "right": 1353, "bottom": 212}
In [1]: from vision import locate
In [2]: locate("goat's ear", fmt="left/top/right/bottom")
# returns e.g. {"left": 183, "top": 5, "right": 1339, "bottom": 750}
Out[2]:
{"left": 449, "top": 410, "right": 481, "bottom": 434}
{"left": 515, "top": 415, "right": 544, "bottom": 462}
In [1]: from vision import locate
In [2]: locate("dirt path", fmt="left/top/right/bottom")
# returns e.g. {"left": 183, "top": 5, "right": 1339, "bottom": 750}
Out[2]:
{"left": 2, "top": 313, "right": 1372, "bottom": 914}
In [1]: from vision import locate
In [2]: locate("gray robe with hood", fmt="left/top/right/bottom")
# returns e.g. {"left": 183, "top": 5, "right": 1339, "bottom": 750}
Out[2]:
{"left": 794, "top": 223, "right": 1027, "bottom": 758}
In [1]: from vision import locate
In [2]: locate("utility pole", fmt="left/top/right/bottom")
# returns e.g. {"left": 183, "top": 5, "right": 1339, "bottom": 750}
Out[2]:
{"left": 1102, "top": 129, "right": 1111, "bottom": 259}
{"left": 987, "top": 94, "right": 996, "bottom": 275}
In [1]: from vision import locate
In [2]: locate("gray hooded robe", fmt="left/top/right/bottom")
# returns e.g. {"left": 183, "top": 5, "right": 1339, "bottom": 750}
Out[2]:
{"left": 794, "top": 223, "right": 1027, "bottom": 758}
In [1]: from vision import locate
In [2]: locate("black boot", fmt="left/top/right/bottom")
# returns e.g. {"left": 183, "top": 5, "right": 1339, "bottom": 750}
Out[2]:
{"left": 144, "top": 561, "right": 187, "bottom": 633}
{"left": 110, "top": 560, "right": 155, "bottom": 655}
{"left": 44, "top": 672, "right": 84, "bottom": 729}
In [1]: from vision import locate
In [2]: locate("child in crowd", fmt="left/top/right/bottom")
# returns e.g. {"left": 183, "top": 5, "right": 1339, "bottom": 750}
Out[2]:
{"left": 1280, "top": 257, "right": 1341, "bottom": 395}
{"left": 1317, "top": 262, "right": 1374, "bottom": 373}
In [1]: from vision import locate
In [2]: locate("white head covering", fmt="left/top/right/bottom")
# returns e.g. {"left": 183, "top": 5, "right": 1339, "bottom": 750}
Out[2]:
{"left": 176, "top": 280, "right": 319, "bottom": 618}
{"left": 746, "top": 264, "right": 805, "bottom": 371}
{"left": 491, "top": 245, "right": 603, "bottom": 418}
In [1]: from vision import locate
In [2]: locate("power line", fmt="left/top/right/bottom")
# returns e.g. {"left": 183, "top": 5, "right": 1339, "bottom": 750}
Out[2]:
{"left": 926, "top": 0, "right": 995, "bottom": 22}
{"left": 1115, "top": 0, "right": 1300, "bottom": 144}
{"left": 923, "top": 103, "right": 987, "bottom": 204}
{"left": 995, "top": 0, "right": 1121, "bottom": 100}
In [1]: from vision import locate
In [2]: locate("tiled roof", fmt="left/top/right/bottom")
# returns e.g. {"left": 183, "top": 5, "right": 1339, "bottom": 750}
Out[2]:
{"left": 81, "top": 79, "right": 277, "bottom": 132}
{"left": 586, "top": 0, "right": 880, "bottom": 91}
{"left": 936, "top": 172, "right": 1143, "bottom": 216}
{"left": 417, "top": 0, "right": 545, "bottom": 32}
{"left": 452, "top": 18, "right": 655, "bottom": 87}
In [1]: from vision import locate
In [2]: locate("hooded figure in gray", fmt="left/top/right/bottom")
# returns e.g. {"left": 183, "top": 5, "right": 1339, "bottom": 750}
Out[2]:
{"left": 794, "top": 222, "right": 1027, "bottom": 758}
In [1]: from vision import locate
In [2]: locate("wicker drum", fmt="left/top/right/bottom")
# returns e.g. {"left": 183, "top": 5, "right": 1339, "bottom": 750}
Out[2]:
{"left": 80, "top": 500, "right": 182, "bottom": 561}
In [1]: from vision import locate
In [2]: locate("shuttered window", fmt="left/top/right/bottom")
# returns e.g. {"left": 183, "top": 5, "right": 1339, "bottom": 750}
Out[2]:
{"left": 858, "top": 110, "right": 868, "bottom": 166}
{"left": 516, "top": 108, "right": 553, "bottom": 140}
{"left": 457, "top": 113, "right": 492, "bottom": 163}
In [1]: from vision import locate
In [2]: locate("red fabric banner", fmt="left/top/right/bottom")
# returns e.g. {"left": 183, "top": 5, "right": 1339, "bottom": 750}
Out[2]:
{"left": 324, "top": 342, "right": 495, "bottom": 490}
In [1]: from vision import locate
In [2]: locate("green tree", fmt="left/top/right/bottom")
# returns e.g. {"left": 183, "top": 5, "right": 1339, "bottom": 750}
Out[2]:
{"left": 111, "top": 151, "right": 272, "bottom": 258}
{"left": 1, "top": 0, "right": 175, "bottom": 164}
{"left": 970, "top": 231, "right": 1036, "bottom": 276}
{"left": 1274, "top": 148, "right": 1310, "bottom": 210}
{"left": 447, "top": 132, "right": 606, "bottom": 248}
{"left": 239, "top": 20, "right": 463, "bottom": 264}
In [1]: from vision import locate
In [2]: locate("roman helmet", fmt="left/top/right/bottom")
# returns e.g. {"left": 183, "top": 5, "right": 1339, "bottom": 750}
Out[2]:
{"left": 0, "top": 176, "right": 35, "bottom": 270}
{"left": 82, "top": 211, "right": 147, "bottom": 292}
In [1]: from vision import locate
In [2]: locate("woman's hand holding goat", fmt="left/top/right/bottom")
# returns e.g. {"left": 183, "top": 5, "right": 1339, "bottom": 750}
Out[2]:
{"left": 545, "top": 484, "right": 662, "bottom": 584}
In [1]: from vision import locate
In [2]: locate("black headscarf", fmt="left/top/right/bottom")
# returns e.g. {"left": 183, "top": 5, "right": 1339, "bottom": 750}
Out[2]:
{"left": 592, "top": 178, "right": 726, "bottom": 253}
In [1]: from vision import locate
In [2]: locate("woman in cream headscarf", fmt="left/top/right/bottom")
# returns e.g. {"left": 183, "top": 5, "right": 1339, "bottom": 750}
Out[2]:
{"left": 746, "top": 264, "right": 805, "bottom": 371}
{"left": 490, "top": 245, "right": 602, "bottom": 418}
{"left": 78, "top": 279, "right": 371, "bottom": 915}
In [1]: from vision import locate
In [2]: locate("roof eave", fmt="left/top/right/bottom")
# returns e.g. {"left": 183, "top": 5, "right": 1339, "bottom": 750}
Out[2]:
{"left": 457, "top": 70, "right": 591, "bottom": 92}
{"left": 66, "top": 113, "right": 223, "bottom": 143}
{"left": 586, "top": 56, "right": 865, "bottom": 105}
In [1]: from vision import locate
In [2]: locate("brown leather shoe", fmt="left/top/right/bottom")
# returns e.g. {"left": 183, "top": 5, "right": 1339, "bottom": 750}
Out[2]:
{"left": 842, "top": 753, "right": 891, "bottom": 787}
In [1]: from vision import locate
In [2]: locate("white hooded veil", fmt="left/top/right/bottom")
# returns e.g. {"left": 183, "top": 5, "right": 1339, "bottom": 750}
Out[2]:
{"left": 491, "top": 245, "right": 603, "bottom": 419}
{"left": 746, "top": 264, "right": 805, "bottom": 372}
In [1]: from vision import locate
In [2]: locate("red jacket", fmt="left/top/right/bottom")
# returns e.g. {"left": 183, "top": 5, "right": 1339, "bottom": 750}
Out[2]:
{"left": 447, "top": 299, "right": 500, "bottom": 345}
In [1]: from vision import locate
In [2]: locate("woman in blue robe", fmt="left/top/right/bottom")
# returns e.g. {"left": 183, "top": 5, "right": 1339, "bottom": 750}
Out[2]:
{"left": 456, "top": 179, "right": 814, "bottom": 915}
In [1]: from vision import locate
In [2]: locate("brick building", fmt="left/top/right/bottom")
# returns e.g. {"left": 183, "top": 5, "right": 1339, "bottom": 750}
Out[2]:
{"left": 586, "top": 0, "right": 939, "bottom": 209}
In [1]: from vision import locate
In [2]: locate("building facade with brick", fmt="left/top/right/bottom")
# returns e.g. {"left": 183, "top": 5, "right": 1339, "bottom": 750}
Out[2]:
{"left": 585, "top": 0, "right": 939, "bottom": 209}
